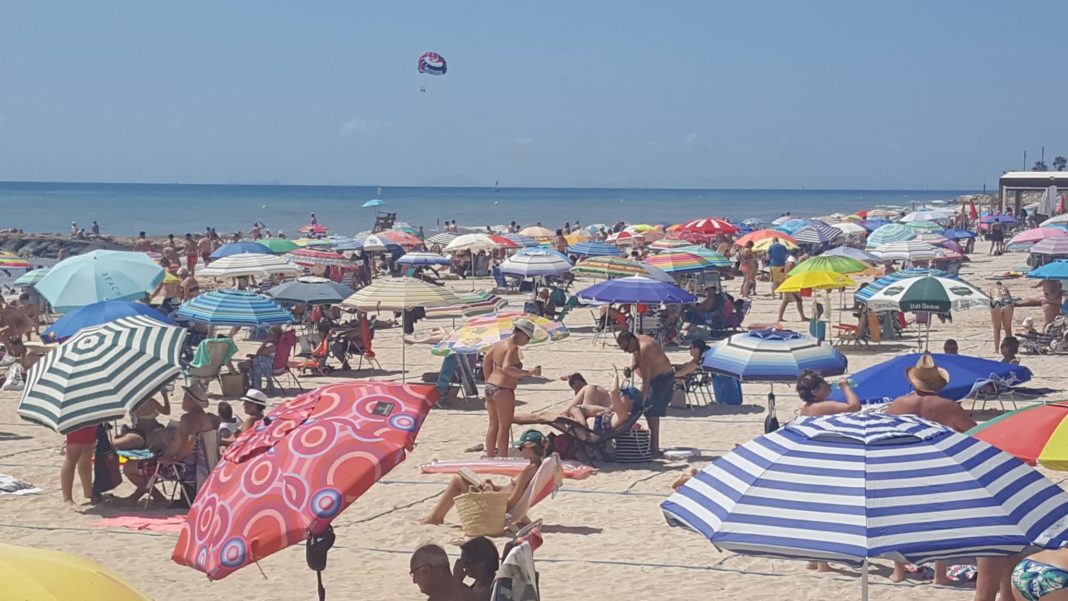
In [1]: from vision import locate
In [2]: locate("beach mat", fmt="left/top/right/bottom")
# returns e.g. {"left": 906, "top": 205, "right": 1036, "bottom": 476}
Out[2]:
{"left": 93, "top": 515, "right": 186, "bottom": 532}
{"left": 421, "top": 457, "right": 594, "bottom": 480}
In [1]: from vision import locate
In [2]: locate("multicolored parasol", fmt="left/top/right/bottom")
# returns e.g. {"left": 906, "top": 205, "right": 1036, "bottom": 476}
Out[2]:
{"left": 642, "top": 251, "right": 713, "bottom": 274}
{"left": 431, "top": 311, "right": 569, "bottom": 356}
{"left": 969, "top": 402, "right": 1068, "bottom": 469}
{"left": 570, "top": 257, "right": 674, "bottom": 282}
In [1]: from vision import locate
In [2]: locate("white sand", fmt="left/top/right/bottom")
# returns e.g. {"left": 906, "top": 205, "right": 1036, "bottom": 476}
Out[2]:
{"left": 1, "top": 249, "right": 1065, "bottom": 600}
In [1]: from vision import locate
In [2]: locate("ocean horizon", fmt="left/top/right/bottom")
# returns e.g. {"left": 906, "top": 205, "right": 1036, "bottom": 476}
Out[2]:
{"left": 0, "top": 181, "right": 978, "bottom": 237}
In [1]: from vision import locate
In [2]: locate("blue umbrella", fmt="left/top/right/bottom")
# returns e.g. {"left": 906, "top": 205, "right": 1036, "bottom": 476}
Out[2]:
{"left": 210, "top": 242, "right": 272, "bottom": 260}
{"left": 177, "top": 289, "right": 293, "bottom": 327}
{"left": 1027, "top": 259, "right": 1068, "bottom": 280}
{"left": 34, "top": 250, "right": 164, "bottom": 313}
{"left": 662, "top": 412, "right": 1068, "bottom": 600}
{"left": 854, "top": 267, "right": 955, "bottom": 303}
{"left": 941, "top": 228, "right": 977, "bottom": 240}
{"left": 397, "top": 252, "right": 451, "bottom": 266}
{"left": 701, "top": 329, "right": 847, "bottom": 382}
{"left": 43, "top": 300, "right": 173, "bottom": 343}
{"left": 828, "top": 352, "right": 1032, "bottom": 405}
{"left": 775, "top": 219, "right": 810, "bottom": 235}
{"left": 362, "top": 199, "right": 386, "bottom": 208}
{"left": 982, "top": 214, "right": 1019, "bottom": 225}
{"left": 858, "top": 219, "right": 891, "bottom": 231}
{"left": 567, "top": 241, "right": 624, "bottom": 257}
{"left": 576, "top": 276, "right": 696, "bottom": 305}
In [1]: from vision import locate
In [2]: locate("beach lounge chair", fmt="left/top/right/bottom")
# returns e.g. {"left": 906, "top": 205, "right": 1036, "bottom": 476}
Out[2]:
{"left": 964, "top": 374, "right": 1054, "bottom": 413}
{"left": 295, "top": 335, "right": 332, "bottom": 376}
{"left": 265, "top": 329, "right": 302, "bottom": 393}
{"left": 505, "top": 453, "right": 562, "bottom": 530}
{"left": 680, "top": 372, "right": 714, "bottom": 410}
{"left": 545, "top": 405, "right": 650, "bottom": 466}
{"left": 141, "top": 429, "right": 220, "bottom": 508}
{"left": 492, "top": 267, "right": 520, "bottom": 293}
{"left": 185, "top": 338, "right": 238, "bottom": 393}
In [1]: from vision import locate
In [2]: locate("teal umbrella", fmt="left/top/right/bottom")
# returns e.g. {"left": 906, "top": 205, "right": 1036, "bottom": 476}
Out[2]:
{"left": 34, "top": 251, "right": 164, "bottom": 313}
{"left": 257, "top": 239, "right": 299, "bottom": 253}
{"left": 362, "top": 199, "right": 386, "bottom": 208}
{"left": 13, "top": 268, "right": 50, "bottom": 286}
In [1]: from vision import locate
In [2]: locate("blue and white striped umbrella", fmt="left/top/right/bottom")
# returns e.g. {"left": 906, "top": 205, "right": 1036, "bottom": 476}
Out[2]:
{"left": 210, "top": 242, "right": 272, "bottom": 260}
{"left": 501, "top": 234, "right": 541, "bottom": 248}
{"left": 701, "top": 329, "right": 847, "bottom": 382}
{"left": 865, "top": 223, "right": 917, "bottom": 248}
{"left": 567, "top": 241, "right": 624, "bottom": 257}
{"left": 775, "top": 218, "right": 811, "bottom": 234}
{"left": 792, "top": 224, "right": 843, "bottom": 244}
{"left": 177, "top": 289, "right": 293, "bottom": 327}
{"left": 662, "top": 413, "right": 1068, "bottom": 597}
{"left": 396, "top": 251, "right": 451, "bottom": 266}
{"left": 498, "top": 250, "right": 573, "bottom": 278}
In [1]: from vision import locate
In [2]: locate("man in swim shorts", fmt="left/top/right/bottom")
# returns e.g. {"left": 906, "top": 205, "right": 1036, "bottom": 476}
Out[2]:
{"left": 617, "top": 330, "right": 674, "bottom": 457}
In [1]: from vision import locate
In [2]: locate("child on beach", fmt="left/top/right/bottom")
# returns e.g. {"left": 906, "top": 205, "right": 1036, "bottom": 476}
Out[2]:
{"left": 61, "top": 425, "right": 97, "bottom": 506}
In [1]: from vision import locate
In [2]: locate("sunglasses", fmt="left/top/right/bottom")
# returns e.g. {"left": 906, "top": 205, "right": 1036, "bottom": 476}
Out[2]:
{"left": 409, "top": 564, "right": 428, "bottom": 576}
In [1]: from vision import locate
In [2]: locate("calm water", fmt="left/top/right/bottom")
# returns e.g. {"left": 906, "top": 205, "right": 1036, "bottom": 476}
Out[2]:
{"left": 0, "top": 181, "right": 974, "bottom": 236}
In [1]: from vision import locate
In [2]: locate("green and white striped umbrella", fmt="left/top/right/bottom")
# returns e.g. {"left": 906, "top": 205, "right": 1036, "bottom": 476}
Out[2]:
{"left": 866, "top": 223, "right": 917, "bottom": 248}
{"left": 13, "top": 268, "right": 50, "bottom": 286}
{"left": 865, "top": 275, "right": 988, "bottom": 314}
{"left": 17, "top": 315, "right": 186, "bottom": 434}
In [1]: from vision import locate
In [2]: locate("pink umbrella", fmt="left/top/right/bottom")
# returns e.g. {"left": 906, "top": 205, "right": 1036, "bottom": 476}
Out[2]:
{"left": 1009, "top": 227, "right": 1068, "bottom": 246}
{"left": 677, "top": 217, "right": 740, "bottom": 235}
{"left": 1031, "top": 237, "right": 1068, "bottom": 257}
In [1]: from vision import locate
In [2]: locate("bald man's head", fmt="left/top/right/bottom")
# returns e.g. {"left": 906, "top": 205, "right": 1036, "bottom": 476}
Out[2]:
{"left": 410, "top": 544, "right": 450, "bottom": 594}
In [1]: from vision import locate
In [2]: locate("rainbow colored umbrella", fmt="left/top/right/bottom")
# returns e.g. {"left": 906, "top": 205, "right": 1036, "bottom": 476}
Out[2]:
{"left": 285, "top": 248, "right": 352, "bottom": 268}
{"left": 172, "top": 381, "right": 437, "bottom": 582}
{"left": 736, "top": 229, "right": 797, "bottom": 247}
{"left": 648, "top": 238, "right": 693, "bottom": 251}
{"left": 643, "top": 251, "right": 712, "bottom": 274}
{"left": 969, "top": 402, "right": 1068, "bottom": 469}
{"left": 752, "top": 237, "right": 797, "bottom": 252}
{"left": 571, "top": 257, "right": 674, "bottom": 282}
{"left": 431, "top": 311, "right": 568, "bottom": 356}
{"left": 787, "top": 255, "right": 868, "bottom": 275}
{"left": 676, "top": 246, "right": 731, "bottom": 267}
{"left": 0, "top": 257, "right": 32, "bottom": 270}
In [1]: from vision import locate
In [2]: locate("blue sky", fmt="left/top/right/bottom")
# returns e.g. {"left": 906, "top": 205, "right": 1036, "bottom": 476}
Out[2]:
{"left": 1, "top": 1, "right": 1065, "bottom": 189}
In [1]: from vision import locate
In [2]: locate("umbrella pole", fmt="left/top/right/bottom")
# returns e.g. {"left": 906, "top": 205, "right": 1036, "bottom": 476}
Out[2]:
{"left": 402, "top": 333, "right": 407, "bottom": 383}
{"left": 861, "top": 558, "right": 869, "bottom": 601}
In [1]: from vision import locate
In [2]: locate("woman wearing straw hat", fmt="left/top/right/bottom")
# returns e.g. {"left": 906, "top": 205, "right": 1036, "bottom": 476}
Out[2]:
{"left": 482, "top": 318, "right": 541, "bottom": 458}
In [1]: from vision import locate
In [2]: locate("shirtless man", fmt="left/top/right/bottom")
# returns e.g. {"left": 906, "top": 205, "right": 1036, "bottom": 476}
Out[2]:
{"left": 178, "top": 267, "right": 200, "bottom": 301}
{"left": 197, "top": 234, "right": 212, "bottom": 266}
{"left": 132, "top": 231, "right": 153, "bottom": 253}
{"left": 161, "top": 242, "right": 179, "bottom": 266}
{"left": 410, "top": 544, "right": 475, "bottom": 601}
{"left": 17, "top": 293, "right": 39, "bottom": 341}
{"left": 617, "top": 330, "right": 674, "bottom": 456}
{"left": 0, "top": 299, "right": 32, "bottom": 342}
{"left": 183, "top": 233, "right": 198, "bottom": 271}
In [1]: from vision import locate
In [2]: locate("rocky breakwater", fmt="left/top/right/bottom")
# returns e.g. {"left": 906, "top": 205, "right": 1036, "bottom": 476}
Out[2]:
{"left": 0, "top": 232, "right": 135, "bottom": 258}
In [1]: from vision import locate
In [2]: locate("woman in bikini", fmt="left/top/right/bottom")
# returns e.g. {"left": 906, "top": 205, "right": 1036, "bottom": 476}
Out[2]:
{"left": 1012, "top": 548, "right": 1068, "bottom": 601}
{"left": 1037, "top": 279, "right": 1064, "bottom": 330}
{"left": 988, "top": 281, "right": 1016, "bottom": 353}
{"left": 565, "top": 365, "right": 640, "bottom": 441}
{"left": 482, "top": 318, "right": 541, "bottom": 458}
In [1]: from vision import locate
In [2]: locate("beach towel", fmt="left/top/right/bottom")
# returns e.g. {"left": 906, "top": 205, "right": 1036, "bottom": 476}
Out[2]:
{"left": 190, "top": 337, "right": 238, "bottom": 369}
{"left": 0, "top": 474, "right": 40, "bottom": 496}
{"left": 492, "top": 541, "right": 539, "bottom": 601}
{"left": 93, "top": 515, "right": 186, "bottom": 532}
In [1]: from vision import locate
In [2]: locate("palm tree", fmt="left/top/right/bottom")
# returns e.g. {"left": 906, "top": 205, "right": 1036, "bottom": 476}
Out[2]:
{"left": 1033, "top": 160, "right": 1049, "bottom": 171}
{"left": 1055, "top": 156, "right": 1067, "bottom": 171}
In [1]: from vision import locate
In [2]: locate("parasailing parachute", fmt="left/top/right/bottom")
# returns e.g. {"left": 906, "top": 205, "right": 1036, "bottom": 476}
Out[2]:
{"left": 417, "top": 52, "right": 447, "bottom": 76}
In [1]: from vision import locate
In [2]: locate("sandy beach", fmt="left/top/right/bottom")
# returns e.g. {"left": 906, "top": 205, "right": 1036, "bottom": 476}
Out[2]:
{"left": 0, "top": 246, "right": 1063, "bottom": 601}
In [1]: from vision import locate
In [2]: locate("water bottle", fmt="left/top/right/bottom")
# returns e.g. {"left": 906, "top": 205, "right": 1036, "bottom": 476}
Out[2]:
{"left": 829, "top": 377, "right": 858, "bottom": 390}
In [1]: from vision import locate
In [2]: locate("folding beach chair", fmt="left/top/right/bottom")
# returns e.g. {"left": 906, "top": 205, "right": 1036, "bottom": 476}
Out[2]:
{"left": 505, "top": 453, "right": 562, "bottom": 531}
{"left": 141, "top": 430, "right": 220, "bottom": 508}
{"left": 185, "top": 338, "right": 238, "bottom": 393}
{"left": 545, "top": 405, "right": 651, "bottom": 467}
{"left": 265, "top": 329, "right": 302, "bottom": 393}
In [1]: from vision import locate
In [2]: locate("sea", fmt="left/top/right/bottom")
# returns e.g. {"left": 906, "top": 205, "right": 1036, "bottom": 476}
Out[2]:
{"left": 0, "top": 181, "right": 976, "bottom": 237}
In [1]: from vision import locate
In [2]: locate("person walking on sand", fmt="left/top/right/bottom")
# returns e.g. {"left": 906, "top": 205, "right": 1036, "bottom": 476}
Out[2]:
{"left": 482, "top": 318, "right": 541, "bottom": 458}
{"left": 184, "top": 233, "right": 198, "bottom": 271}
{"left": 616, "top": 330, "right": 674, "bottom": 456}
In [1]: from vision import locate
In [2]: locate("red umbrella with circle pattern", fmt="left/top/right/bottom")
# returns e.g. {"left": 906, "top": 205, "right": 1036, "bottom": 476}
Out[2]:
{"left": 172, "top": 381, "right": 437, "bottom": 580}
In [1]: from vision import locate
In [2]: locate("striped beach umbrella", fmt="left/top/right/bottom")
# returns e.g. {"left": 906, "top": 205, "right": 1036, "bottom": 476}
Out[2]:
{"left": 499, "top": 250, "right": 573, "bottom": 278}
{"left": 502, "top": 234, "right": 541, "bottom": 248}
{"left": 865, "top": 223, "right": 916, "bottom": 247}
{"left": 341, "top": 277, "right": 462, "bottom": 312}
{"left": 425, "top": 290, "right": 508, "bottom": 319}
{"left": 431, "top": 311, "right": 569, "bottom": 356}
{"left": 648, "top": 238, "right": 693, "bottom": 251}
{"left": 824, "top": 247, "right": 880, "bottom": 263}
{"left": 0, "top": 257, "right": 32, "bottom": 270}
{"left": 900, "top": 208, "right": 953, "bottom": 223}
{"left": 18, "top": 316, "right": 185, "bottom": 434}
{"left": 1011, "top": 227, "right": 1068, "bottom": 247}
{"left": 676, "top": 218, "right": 739, "bottom": 235}
{"left": 425, "top": 232, "right": 457, "bottom": 246}
{"left": 576, "top": 276, "right": 696, "bottom": 305}
{"left": 792, "top": 224, "right": 843, "bottom": 244}
{"left": 701, "top": 329, "right": 847, "bottom": 381}
{"left": 775, "top": 219, "right": 811, "bottom": 235}
{"left": 864, "top": 275, "right": 988, "bottom": 313}
{"left": 13, "top": 267, "right": 50, "bottom": 286}
{"left": 900, "top": 220, "right": 944, "bottom": 235}
{"left": 752, "top": 237, "right": 797, "bottom": 252}
{"left": 789, "top": 255, "right": 868, "bottom": 275}
{"left": 567, "top": 241, "right": 624, "bottom": 257}
{"left": 830, "top": 222, "right": 867, "bottom": 237}
{"left": 357, "top": 234, "right": 404, "bottom": 252}
{"left": 397, "top": 251, "right": 451, "bottom": 266}
{"left": 210, "top": 242, "right": 272, "bottom": 260}
{"left": 198, "top": 253, "right": 301, "bottom": 278}
{"left": 642, "top": 251, "right": 712, "bottom": 274}
{"left": 868, "top": 240, "right": 939, "bottom": 262}
{"left": 662, "top": 413, "right": 1068, "bottom": 600}
{"left": 285, "top": 248, "right": 352, "bottom": 268}
{"left": 178, "top": 289, "right": 293, "bottom": 327}
{"left": 570, "top": 257, "right": 674, "bottom": 282}
{"left": 1041, "top": 214, "right": 1068, "bottom": 227}
{"left": 35, "top": 250, "right": 164, "bottom": 313}
{"left": 676, "top": 246, "right": 731, "bottom": 267}
{"left": 854, "top": 268, "right": 954, "bottom": 303}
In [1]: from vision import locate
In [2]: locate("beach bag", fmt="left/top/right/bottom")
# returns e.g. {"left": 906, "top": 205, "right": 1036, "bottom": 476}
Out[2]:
{"left": 712, "top": 375, "right": 743, "bottom": 405}
{"left": 92, "top": 425, "right": 122, "bottom": 495}
{"left": 547, "top": 432, "right": 577, "bottom": 461}
{"left": 611, "top": 428, "right": 652, "bottom": 463}
{"left": 454, "top": 489, "right": 509, "bottom": 536}
{"left": 1, "top": 363, "right": 24, "bottom": 391}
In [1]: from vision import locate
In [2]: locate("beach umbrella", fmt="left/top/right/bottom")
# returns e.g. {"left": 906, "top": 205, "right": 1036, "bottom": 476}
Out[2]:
{"left": 0, "top": 256, "right": 32, "bottom": 269}
{"left": 1010, "top": 227, "right": 1068, "bottom": 247}
{"left": 662, "top": 412, "right": 1068, "bottom": 601}
{"left": 570, "top": 257, "right": 674, "bottom": 282}
{"left": 210, "top": 242, "right": 272, "bottom": 260}
{"left": 18, "top": 315, "right": 185, "bottom": 434}
{"left": 431, "top": 311, "right": 569, "bottom": 356}
{"left": 854, "top": 267, "right": 955, "bottom": 303}
{"left": 642, "top": 251, "right": 712, "bottom": 274}
{"left": 770, "top": 215, "right": 796, "bottom": 226}
{"left": 12, "top": 267, "right": 50, "bottom": 286}
{"left": 362, "top": 198, "right": 386, "bottom": 208}
{"left": 0, "top": 542, "right": 150, "bottom": 601}
{"left": 900, "top": 209, "right": 953, "bottom": 223}
{"left": 774, "top": 219, "right": 811, "bottom": 235}
{"left": 869, "top": 240, "right": 939, "bottom": 262}
{"left": 1031, "top": 238, "right": 1068, "bottom": 258}
{"left": 378, "top": 230, "right": 423, "bottom": 248}
{"left": 35, "top": 250, "right": 164, "bottom": 313}
{"left": 293, "top": 237, "right": 334, "bottom": 248}
{"left": 489, "top": 234, "right": 520, "bottom": 249}
{"left": 857, "top": 218, "right": 891, "bottom": 232}
{"left": 266, "top": 277, "right": 356, "bottom": 306}
{"left": 298, "top": 223, "right": 329, "bottom": 235}
{"left": 827, "top": 352, "right": 1032, "bottom": 405}
{"left": 43, "top": 300, "right": 173, "bottom": 343}
{"left": 563, "top": 232, "right": 590, "bottom": 246}
{"left": 605, "top": 231, "right": 644, "bottom": 245}
{"left": 752, "top": 237, "right": 798, "bottom": 252}
{"left": 830, "top": 222, "right": 867, "bottom": 237}
{"left": 198, "top": 253, "right": 301, "bottom": 278}
{"left": 172, "top": 381, "right": 436, "bottom": 583}
{"left": 1041, "top": 214, "right": 1068, "bottom": 227}
{"left": 867, "top": 207, "right": 904, "bottom": 220}
{"left": 915, "top": 232, "right": 949, "bottom": 246}
{"left": 576, "top": 276, "right": 696, "bottom": 305}
{"left": 865, "top": 274, "right": 987, "bottom": 316}
{"left": 981, "top": 214, "right": 1019, "bottom": 225}
{"left": 941, "top": 228, "right": 977, "bottom": 241}
{"left": 775, "top": 271, "right": 856, "bottom": 293}
{"left": 741, "top": 218, "right": 765, "bottom": 228}
{"left": 900, "top": 220, "right": 944, "bottom": 235}
{"left": 285, "top": 248, "right": 352, "bottom": 269}
{"left": 341, "top": 277, "right": 462, "bottom": 312}
{"left": 648, "top": 238, "right": 693, "bottom": 251}
{"left": 425, "top": 290, "right": 508, "bottom": 319}
{"left": 425, "top": 232, "right": 457, "bottom": 246}
{"left": 178, "top": 289, "right": 293, "bottom": 327}
{"left": 499, "top": 250, "right": 573, "bottom": 277}
{"left": 1027, "top": 259, "right": 1068, "bottom": 280}
{"left": 356, "top": 233, "right": 403, "bottom": 252}
{"left": 519, "top": 226, "right": 555, "bottom": 238}
{"left": 676, "top": 246, "right": 731, "bottom": 267}
{"left": 792, "top": 224, "right": 843, "bottom": 244}
{"left": 501, "top": 233, "right": 540, "bottom": 248}
{"left": 969, "top": 402, "right": 1068, "bottom": 469}
{"left": 788, "top": 255, "right": 868, "bottom": 275}
{"left": 257, "top": 238, "right": 299, "bottom": 253}
{"left": 676, "top": 217, "right": 739, "bottom": 235}
{"left": 567, "top": 241, "right": 624, "bottom": 257}
{"left": 865, "top": 223, "right": 916, "bottom": 247}
{"left": 735, "top": 229, "right": 797, "bottom": 247}
{"left": 824, "top": 247, "right": 880, "bottom": 263}
{"left": 701, "top": 329, "right": 847, "bottom": 381}
{"left": 397, "top": 251, "right": 451, "bottom": 266}
{"left": 444, "top": 233, "right": 504, "bottom": 253}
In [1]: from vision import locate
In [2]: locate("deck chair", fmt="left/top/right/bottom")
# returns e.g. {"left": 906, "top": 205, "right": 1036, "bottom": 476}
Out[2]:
{"left": 142, "top": 429, "right": 220, "bottom": 508}
{"left": 546, "top": 405, "right": 650, "bottom": 467}
{"left": 186, "top": 339, "right": 238, "bottom": 392}
{"left": 965, "top": 373, "right": 1053, "bottom": 413}
{"left": 492, "top": 267, "right": 520, "bottom": 293}
{"left": 352, "top": 315, "right": 382, "bottom": 374}
{"left": 505, "top": 453, "right": 562, "bottom": 530}
{"left": 681, "top": 372, "right": 714, "bottom": 409}
{"left": 294, "top": 336, "right": 332, "bottom": 376}
{"left": 266, "top": 329, "right": 302, "bottom": 393}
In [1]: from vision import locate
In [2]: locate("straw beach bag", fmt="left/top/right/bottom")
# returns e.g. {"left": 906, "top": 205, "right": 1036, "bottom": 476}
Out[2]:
{"left": 455, "top": 488, "right": 509, "bottom": 537}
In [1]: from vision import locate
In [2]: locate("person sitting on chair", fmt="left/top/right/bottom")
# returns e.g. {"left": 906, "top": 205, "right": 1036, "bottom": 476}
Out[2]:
{"left": 564, "top": 365, "right": 642, "bottom": 440}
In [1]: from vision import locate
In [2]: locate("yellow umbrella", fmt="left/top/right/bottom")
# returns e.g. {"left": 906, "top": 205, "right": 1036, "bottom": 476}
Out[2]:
{"left": 0, "top": 542, "right": 150, "bottom": 600}
{"left": 776, "top": 271, "right": 855, "bottom": 293}
{"left": 564, "top": 232, "right": 589, "bottom": 245}
{"left": 752, "top": 237, "right": 798, "bottom": 252}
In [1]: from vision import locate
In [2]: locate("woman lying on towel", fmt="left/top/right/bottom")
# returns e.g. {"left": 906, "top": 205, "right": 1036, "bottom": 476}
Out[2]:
{"left": 422, "top": 429, "right": 547, "bottom": 525}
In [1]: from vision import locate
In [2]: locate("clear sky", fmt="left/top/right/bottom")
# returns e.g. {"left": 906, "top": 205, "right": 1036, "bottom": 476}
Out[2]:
{"left": 1, "top": 1, "right": 1065, "bottom": 189}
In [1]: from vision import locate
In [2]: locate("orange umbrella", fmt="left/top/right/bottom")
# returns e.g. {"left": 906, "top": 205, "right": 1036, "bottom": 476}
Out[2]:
{"left": 735, "top": 229, "right": 798, "bottom": 247}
